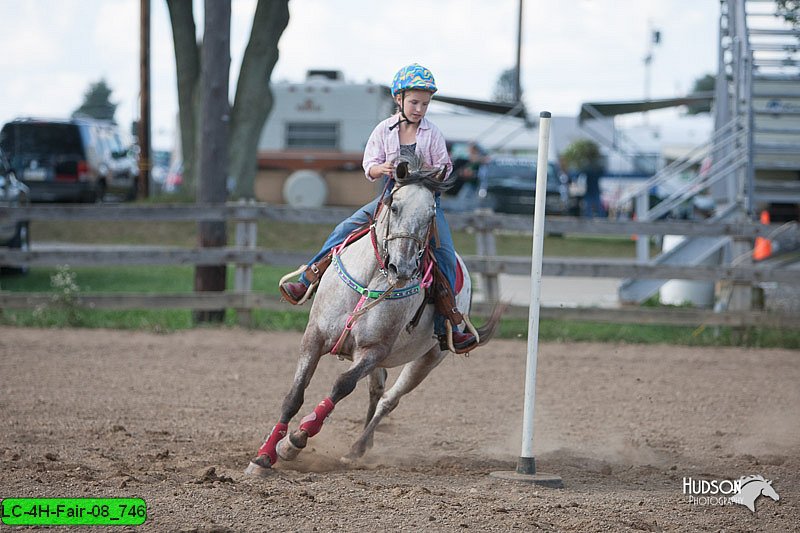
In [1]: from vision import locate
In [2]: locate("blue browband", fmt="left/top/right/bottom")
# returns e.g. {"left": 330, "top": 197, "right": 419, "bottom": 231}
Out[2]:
{"left": 332, "top": 253, "right": 420, "bottom": 300}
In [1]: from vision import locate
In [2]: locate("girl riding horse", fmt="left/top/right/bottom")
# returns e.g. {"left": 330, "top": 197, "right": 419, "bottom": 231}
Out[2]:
{"left": 280, "top": 63, "right": 477, "bottom": 354}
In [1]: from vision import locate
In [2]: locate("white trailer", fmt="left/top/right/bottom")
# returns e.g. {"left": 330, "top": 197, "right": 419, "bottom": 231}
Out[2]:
{"left": 255, "top": 70, "right": 394, "bottom": 207}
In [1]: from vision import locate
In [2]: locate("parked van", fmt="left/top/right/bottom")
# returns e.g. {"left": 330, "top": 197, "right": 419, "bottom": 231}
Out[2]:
{"left": 0, "top": 117, "right": 139, "bottom": 202}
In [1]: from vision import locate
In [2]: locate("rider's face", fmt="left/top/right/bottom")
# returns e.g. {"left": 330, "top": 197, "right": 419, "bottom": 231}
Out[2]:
{"left": 396, "top": 90, "right": 432, "bottom": 122}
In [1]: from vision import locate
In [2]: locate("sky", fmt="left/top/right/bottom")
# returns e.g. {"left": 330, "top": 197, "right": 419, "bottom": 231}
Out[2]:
{"left": 1, "top": 0, "right": 720, "bottom": 150}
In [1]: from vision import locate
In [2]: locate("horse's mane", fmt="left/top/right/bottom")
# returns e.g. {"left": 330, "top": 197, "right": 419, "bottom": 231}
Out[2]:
{"left": 739, "top": 474, "right": 769, "bottom": 485}
{"left": 394, "top": 153, "right": 457, "bottom": 193}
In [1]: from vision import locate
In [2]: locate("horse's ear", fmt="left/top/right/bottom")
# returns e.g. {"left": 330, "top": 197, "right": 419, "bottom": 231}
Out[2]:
{"left": 396, "top": 161, "right": 409, "bottom": 181}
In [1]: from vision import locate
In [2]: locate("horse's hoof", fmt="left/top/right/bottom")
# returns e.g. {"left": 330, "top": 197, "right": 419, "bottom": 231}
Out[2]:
{"left": 244, "top": 458, "right": 272, "bottom": 477}
{"left": 341, "top": 446, "right": 365, "bottom": 464}
{"left": 276, "top": 433, "right": 305, "bottom": 461}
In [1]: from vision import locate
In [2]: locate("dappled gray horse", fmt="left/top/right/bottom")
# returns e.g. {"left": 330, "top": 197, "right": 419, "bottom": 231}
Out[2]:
{"left": 246, "top": 155, "right": 503, "bottom": 475}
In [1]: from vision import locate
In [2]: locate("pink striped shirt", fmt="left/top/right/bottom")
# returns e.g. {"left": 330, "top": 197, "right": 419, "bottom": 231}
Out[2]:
{"left": 362, "top": 114, "right": 453, "bottom": 182}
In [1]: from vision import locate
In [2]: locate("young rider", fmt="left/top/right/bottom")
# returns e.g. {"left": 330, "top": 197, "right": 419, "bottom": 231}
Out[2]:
{"left": 280, "top": 63, "right": 477, "bottom": 353}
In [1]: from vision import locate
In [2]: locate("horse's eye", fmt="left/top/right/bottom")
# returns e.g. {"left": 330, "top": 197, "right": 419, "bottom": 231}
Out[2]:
{"left": 391, "top": 205, "right": 399, "bottom": 215}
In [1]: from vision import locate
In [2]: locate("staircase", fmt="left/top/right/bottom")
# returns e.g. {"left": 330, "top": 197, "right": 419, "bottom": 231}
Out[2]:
{"left": 618, "top": 0, "right": 800, "bottom": 304}
{"left": 746, "top": 0, "right": 800, "bottom": 218}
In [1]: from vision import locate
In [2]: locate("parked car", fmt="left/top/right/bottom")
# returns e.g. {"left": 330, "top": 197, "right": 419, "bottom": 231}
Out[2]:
{"left": 477, "top": 156, "right": 571, "bottom": 215}
{"left": 0, "top": 147, "right": 30, "bottom": 275}
{"left": 0, "top": 117, "right": 139, "bottom": 203}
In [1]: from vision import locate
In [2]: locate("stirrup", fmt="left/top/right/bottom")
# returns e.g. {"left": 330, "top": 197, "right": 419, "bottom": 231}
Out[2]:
{"left": 444, "top": 316, "right": 480, "bottom": 354}
{"left": 278, "top": 265, "right": 318, "bottom": 305}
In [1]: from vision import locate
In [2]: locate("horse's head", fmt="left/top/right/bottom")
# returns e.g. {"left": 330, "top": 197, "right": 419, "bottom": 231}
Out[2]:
{"left": 760, "top": 480, "right": 780, "bottom": 502}
{"left": 374, "top": 154, "right": 455, "bottom": 287}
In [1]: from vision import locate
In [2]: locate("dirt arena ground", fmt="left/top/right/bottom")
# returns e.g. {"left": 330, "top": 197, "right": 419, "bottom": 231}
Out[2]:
{"left": 1, "top": 326, "right": 798, "bottom": 532}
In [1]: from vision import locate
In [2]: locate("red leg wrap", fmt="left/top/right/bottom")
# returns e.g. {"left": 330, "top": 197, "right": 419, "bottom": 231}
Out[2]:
{"left": 299, "top": 398, "right": 335, "bottom": 438}
{"left": 257, "top": 422, "right": 288, "bottom": 465}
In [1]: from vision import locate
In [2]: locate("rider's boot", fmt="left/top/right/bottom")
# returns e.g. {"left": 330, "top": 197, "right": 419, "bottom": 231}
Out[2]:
{"left": 279, "top": 254, "right": 332, "bottom": 305}
{"left": 432, "top": 264, "right": 478, "bottom": 353}
{"left": 280, "top": 280, "right": 311, "bottom": 305}
{"left": 439, "top": 328, "right": 478, "bottom": 354}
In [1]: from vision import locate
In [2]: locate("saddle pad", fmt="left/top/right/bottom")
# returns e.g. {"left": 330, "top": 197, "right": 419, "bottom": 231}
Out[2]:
{"left": 455, "top": 258, "right": 465, "bottom": 295}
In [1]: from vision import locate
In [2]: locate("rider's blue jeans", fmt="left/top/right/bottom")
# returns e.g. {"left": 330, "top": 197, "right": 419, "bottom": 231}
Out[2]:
{"left": 300, "top": 189, "right": 456, "bottom": 336}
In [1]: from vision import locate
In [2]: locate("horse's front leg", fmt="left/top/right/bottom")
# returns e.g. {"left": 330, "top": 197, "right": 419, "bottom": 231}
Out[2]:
{"left": 282, "top": 346, "right": 389, "bottom": 457}
{"left": 245, "top": 333, "right": 324, "bottom": 475}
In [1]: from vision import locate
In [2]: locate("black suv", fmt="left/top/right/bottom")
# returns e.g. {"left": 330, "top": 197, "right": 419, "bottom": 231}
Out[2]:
{"left": 0, "top": 118, "right": 138, "bottom": 202}
{"left": 0, "top": 147, "right": 30, "bottom": 274}
{"left": 477, "top": 156, "right": 571, "bottom": 215}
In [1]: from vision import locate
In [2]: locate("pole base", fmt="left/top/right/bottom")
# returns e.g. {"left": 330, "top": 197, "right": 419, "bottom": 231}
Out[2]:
{"left": 489, "top": 456, "right": 563, "bottom": 488}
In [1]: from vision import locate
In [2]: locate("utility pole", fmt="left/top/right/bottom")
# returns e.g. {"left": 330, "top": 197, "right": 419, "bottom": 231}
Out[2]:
{"left": 514, "top": 0, "right": 523, "bottom": 104}
{"left": 138, "top": 0, "right": 151, "bottom": 198}
{"left": 643, "top": 23, "right": 661, "bottom": 124}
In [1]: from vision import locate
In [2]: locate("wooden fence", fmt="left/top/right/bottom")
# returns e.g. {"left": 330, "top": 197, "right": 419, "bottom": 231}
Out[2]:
{"left": 1, "top": 203, "right": 799, "bottom": 329}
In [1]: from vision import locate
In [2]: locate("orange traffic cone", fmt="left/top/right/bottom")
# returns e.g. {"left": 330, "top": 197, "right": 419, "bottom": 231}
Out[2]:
{"left": 753, "top": 210, "right": 772, "bottom": 261}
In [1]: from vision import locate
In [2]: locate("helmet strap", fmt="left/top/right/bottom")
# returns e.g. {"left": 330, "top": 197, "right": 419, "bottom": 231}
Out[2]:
{"left": 389, "top": 90, "right": 415, "bottom": 131}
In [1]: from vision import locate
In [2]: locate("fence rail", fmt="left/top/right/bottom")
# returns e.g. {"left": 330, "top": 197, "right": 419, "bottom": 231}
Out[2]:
{"left": 2, "top": 203, "right": 799, "bottom": 329}
{"left": 1, "top": 203, "right": 791, "bottom": 237}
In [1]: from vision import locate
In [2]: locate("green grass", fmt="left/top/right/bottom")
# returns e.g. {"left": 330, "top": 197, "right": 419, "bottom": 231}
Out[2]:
{"left": 0, "top": 265, "right": 288, "bottom": 294}
{"left": 0, "top": 265, "right": 308, "bottom": 332}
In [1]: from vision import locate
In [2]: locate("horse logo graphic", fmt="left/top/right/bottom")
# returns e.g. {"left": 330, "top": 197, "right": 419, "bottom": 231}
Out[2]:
{"left": 728, "top": 475, "right": 780, "bottom": 512}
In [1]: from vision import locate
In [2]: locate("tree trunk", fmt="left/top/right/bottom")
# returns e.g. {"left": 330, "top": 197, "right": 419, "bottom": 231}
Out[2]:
{"left": 193, "top": 0, "right": 231, "bottom": 324}
{"left": 166, "top": 0, "right": 200, "bottom": 195}
{"left": 229, "top": 0, "right": 290, "bottom": 198}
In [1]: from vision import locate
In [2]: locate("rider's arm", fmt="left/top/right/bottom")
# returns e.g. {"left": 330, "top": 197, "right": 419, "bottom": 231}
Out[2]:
{"left": 363, "top": 121, "right": 388, "bottom": 182}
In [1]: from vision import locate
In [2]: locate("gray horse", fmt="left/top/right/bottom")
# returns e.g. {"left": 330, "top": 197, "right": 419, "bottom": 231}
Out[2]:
{"left": 246, "top": 155, "right": 504, "bottom": 475}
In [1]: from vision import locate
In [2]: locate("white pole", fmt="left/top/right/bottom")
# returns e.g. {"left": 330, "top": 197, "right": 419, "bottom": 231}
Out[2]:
{"left": 518, "top": 111, "right": 551, "bottom": 474}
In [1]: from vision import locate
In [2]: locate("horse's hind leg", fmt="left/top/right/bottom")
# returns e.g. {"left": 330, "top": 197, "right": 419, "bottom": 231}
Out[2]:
{"left": 345, "top": 346, "right": 447, "bottom": 461}
{"left": 360, "top": 367, "right": 387, "bottom": 451}
{"left": 246, "top": 333, "right": 324, "bottom": 474}
{"left": 366, "top": 368, "right": 388, "bottom": 427}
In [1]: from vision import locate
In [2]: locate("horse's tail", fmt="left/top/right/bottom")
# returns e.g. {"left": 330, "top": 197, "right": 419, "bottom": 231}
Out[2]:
{"left": 472, "top": 301, "right": 509, "bottom": 346}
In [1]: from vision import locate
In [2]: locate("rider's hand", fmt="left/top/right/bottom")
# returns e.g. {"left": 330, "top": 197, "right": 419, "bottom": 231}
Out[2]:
{"left": 377, "top": 161, "right": 394, "bottom": 178}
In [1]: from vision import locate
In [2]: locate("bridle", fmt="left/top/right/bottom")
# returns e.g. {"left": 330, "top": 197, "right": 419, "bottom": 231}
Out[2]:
{"left": 370, "top": 186, "right": 435, "bottom": 280}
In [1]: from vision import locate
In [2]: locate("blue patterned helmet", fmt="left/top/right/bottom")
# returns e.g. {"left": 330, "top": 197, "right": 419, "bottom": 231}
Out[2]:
{"left": 391, "top": 63, "right": 437, "bottom": 96}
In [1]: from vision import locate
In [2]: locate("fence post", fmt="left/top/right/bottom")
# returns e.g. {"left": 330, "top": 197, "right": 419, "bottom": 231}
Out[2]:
{"left": 234, "top": 199, "right": 257, "bottom": 327}
{"left": 728, "top": 236, "right": 753, "bottom": 313}
{"left": 475, "top": 210, "right": 500, "bottom": 302}
{"left": 635, "top": 191, "right": 650, "bottom": 263}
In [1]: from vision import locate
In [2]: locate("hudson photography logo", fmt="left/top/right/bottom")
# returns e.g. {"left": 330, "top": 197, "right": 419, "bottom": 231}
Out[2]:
{"left": 682, "top": 475, "right": 780, "bottom": 513}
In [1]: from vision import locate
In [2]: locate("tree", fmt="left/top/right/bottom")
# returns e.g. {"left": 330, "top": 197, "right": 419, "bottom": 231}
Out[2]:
{"left": 493, "top": 67, "right": 522, "bottom": 104}
{"left": 72, "top": 79, "right": 117, "bottom": 121}
{"left": 686, "top": 73, "right": 715, "bottom": 115}
{"left": 192, "top": 0, "right": 231, "bottom": 324}
{"left": 560, "top": 139, "right": 602, "bottom": 173}
{"left": 166, "top": 0, "right": 290, "bottom": 198}
{"left": 776, "top": 0, "right": 799, "bottom": 27}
